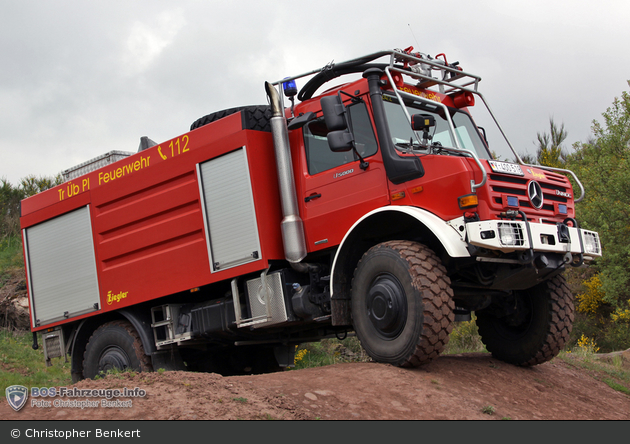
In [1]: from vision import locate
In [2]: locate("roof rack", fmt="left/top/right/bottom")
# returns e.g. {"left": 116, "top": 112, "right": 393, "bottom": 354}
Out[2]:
{"left": 275, "top": 48, "right": 481, "bottom": 102}
{"left": 62, "top": 150, "right": 135, "bottom": 182}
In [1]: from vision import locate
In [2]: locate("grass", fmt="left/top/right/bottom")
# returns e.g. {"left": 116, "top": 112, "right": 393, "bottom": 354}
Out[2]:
{"left": 602, "top": 378, "right": 630, "bottom": 395}
{"left": 0, "top": 329, "right": 72, "bottom": 397}
{"left": 94, "top": 367, "right": 137, "bottom": 380}
{"left": 556, "top": 348, "right": 630, "bottom": 397}
{"left": 0, "top": 236, "right": 24, "bottom": 274}
{"left": 482, "top": 405, "right": 495, "bottom": 415}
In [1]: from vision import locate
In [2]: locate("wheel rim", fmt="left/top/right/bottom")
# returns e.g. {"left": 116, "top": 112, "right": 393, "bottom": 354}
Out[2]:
{"left": 366, "top": 273, "right": 408, "bottom": 340}
{"left": 493, "top": 293, "right": 534, "bottom": 340}
{"left": 97, "top": 345, "right": 130, "bottom": 373}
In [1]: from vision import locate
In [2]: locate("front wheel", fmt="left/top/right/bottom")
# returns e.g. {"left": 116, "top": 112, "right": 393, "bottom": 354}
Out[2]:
{"left": 476, "top": 274, "right": 574, "bottom": 366}
{"left": 351, "top": 241, "right": 455, "bottom": 367}
{"left": 82, "top": 320, "right": 152, "bottom": 379}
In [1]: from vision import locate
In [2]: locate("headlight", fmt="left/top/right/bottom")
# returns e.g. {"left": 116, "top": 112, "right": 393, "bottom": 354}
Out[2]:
{"left": 497, "top": 222, "right": 525, "bottom": 246}
{"left": 583, "top": 232, "right": 601, "bottom": 255}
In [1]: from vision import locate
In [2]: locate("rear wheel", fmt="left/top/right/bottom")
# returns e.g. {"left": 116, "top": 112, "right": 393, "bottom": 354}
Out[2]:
{"left": 351, "top": 241, "right": 455, "bottom": 367}
{"left": 82, "top": 320, "right": 152, "bottom": 379}
{"left": 476, "top": 274, "right": 574, "bottom": 366}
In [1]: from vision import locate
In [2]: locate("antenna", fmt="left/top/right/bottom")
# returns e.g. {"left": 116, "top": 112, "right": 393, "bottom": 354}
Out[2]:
{"left": 408, "top": 24, "right": 420, "bottom": 48}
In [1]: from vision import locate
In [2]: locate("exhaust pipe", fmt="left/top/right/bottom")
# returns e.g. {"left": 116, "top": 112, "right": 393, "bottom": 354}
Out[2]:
{"left": 265, "top": 81, "right": 307, "bottom": 263}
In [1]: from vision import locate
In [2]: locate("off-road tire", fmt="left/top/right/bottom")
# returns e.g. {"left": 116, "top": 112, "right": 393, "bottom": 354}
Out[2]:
{"left": 351, "top": 241, "right": 455, "bottom": 367}
{"left": 82, "top": 320, "right": 152, "bottom": 379}
{"left": 476, "top": 274, "right": 574, "bottom": 366}
{"left": 190, "top": 105, "right": 271, "bottom": 132}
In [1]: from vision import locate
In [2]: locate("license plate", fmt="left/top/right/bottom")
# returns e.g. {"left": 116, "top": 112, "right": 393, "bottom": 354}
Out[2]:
{"left": 488, "top": 160, "right": 524, "bottom": 176}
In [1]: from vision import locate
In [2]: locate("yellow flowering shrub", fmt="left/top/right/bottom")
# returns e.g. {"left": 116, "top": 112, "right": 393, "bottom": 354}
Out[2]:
{"left": 611, "top": 301, "right": 630, "bottom": 323}
{"left": 575, "top": 274, "right": 605, "bottom": 315}
{"left": 294, "top": 348, "right": 309, "bottom": 364}
{"left": 577, "top": 334, "right": 600, "bottom": 353}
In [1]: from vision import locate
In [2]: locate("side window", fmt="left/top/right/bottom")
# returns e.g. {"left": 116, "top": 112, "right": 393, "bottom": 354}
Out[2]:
{"left": 303, "top": 102, "right": 378, "bottom": 175}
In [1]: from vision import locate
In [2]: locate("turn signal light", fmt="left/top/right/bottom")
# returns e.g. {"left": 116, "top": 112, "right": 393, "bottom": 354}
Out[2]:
{"left": 458, "top": 194, "right": 478, "bottom": 209}
{"left": 391, "top": 191, "right": 406, "bottom": 201}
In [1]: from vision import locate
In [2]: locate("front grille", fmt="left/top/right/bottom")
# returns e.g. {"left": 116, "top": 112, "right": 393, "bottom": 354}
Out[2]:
{"left": 486, "top": 172, "right": 573, "bottom": 221}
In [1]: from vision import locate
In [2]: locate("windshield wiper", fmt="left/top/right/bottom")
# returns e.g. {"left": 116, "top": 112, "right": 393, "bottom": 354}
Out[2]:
{"left": 394, "top": 138, "right": 426, "bottom": 152}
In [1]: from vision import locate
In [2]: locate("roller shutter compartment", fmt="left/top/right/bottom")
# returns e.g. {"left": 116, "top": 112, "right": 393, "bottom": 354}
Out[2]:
{"left": 198, "top": 147, "right": 262, "bottom": 271}
{"left": 24, "top": 206, "right": 100, "bottom": 327}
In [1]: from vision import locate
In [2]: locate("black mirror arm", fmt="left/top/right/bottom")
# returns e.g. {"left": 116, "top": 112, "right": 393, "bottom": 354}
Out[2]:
{"left": 339, "top": 90, "right": 364, "bottom": 104}
{"left": 353, "top": 146, "right": 369, "bottom": 170}
{"left": 335, "top": 91, "right": 368, "bottom": 170}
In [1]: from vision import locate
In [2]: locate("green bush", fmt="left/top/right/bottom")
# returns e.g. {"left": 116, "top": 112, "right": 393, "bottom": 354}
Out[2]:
{"left": 292, "top": 337, "right": 370, "bottom": 370}
{"left": 569, "top": 312, "right": 630, "bottom": 353}
{"left": 444, "top": 315, "right": 486, "bottom": 355}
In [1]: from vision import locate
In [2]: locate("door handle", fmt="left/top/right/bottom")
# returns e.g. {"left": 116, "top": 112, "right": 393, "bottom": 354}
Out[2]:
{"left": 304, "top": 193, "right": 322, "bottom": 202}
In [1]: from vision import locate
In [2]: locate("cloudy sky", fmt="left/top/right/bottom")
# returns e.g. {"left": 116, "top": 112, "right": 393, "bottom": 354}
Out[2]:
{"left": 2, "top": 0, "right": 629, "bottom": 186}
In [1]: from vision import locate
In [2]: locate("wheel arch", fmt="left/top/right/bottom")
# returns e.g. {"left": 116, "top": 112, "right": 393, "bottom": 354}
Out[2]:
{"left": 69, "top": 308, "right": 155, "bottom": 382}
{"left": 330, "top": 206, "right": 469, "bottom": 326}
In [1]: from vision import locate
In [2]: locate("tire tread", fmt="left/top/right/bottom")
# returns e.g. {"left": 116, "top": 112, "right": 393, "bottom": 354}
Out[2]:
{"left": 352, "top": 240, "right": 455, "bottom": 367}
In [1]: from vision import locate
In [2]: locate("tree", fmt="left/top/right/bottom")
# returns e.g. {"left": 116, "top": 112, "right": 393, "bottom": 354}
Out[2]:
{"left": 0, "top": 174, "right": 63, "bottom": 240}
{"left": 19, "top": 174, "right": 63, "bottom": 198}
{"left": 568, "top": 82, "right": 630, "bottom": 308}
{"left": 0, "top": 178, "right": 24, "bottom": 239}
{"left": 519, "top": 118, "right": 568, "bottom": 167}
{"left": 530, "top": 118, "right": 569, "bottom": 167}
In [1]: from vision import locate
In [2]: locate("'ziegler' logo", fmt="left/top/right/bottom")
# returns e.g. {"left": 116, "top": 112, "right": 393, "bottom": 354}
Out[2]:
{"left": 527, "top": 168, "right": 546, "bottom": 180}
{"left": 107, "top": 291, "right": 129, "bottom": 305}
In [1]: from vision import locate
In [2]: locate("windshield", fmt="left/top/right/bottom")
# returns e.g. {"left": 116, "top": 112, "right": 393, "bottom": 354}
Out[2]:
{"left": 382, "top": 95, "right": 492, "bottom": 160}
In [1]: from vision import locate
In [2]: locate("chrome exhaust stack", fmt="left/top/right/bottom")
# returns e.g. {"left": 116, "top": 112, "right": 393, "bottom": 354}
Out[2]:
{"left": 265, "top": 81, "right": 307, "bottom": 263}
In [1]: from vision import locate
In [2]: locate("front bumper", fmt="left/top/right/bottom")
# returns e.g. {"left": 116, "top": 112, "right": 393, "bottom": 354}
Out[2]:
{"left": 466, "top": 219, "right": 602, "bottom": 261}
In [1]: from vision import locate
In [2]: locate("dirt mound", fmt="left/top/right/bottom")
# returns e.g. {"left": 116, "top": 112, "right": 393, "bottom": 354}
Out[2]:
{"left": 2, "top": 353, "right": 629, "bottom": 420}
{"left": 0, "top": 268, "right": 29, "bottom": 330}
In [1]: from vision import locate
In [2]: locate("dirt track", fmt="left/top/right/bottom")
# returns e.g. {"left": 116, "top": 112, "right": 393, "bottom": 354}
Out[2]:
{"left": 2, "top": 352, "right": 629, "bottom": 420}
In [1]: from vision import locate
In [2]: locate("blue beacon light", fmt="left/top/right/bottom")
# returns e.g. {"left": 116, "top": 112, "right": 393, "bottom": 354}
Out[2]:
{"left": 283, "top": 78, "right": 298, "bottom": 97}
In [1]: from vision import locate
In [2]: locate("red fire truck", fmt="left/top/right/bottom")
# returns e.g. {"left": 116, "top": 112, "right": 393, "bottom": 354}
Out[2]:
{"left": 20, "top": 47, "right": 602, "bottom": 381}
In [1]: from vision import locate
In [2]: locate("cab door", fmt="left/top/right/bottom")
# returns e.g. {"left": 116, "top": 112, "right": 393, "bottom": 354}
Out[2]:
{"left": 297, "top": 101, "right": 389, "bottom": 252}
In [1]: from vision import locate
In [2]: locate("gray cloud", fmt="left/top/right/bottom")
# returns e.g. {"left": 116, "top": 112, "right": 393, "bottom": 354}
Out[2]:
{"left": 2, "top": 0, "right": 629, "bottom": 185}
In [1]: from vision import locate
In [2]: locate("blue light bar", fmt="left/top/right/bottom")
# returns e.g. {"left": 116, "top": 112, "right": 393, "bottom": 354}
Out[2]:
{"left": 283, "top": 78, "right": 298, "bottom": 97}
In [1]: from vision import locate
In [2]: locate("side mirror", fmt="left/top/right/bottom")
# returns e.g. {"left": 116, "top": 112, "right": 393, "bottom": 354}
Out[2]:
{"left": 411, "top": 114, "right": 436, "bottom": 132}
{"left": 327, "top": 130, "right": 354, "bottom": 152}
{"left": 321, "top": 95, "right": 347, "bottom": 131}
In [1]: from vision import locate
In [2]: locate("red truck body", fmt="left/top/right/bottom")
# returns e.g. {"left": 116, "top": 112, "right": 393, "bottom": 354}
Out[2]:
{"left": 20, "top": 48, "right": 601, "bottom": 380}
{"left": 22, "top": 113, "right": 285, "bottom": 330}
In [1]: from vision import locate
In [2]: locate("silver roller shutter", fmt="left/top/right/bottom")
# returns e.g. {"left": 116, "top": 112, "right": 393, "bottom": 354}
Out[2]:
{"left": 24, "top": 206, "right": 100, "bottom": 326}
{"left": 198, "top": 147, "right": 261, "bottom": 271}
